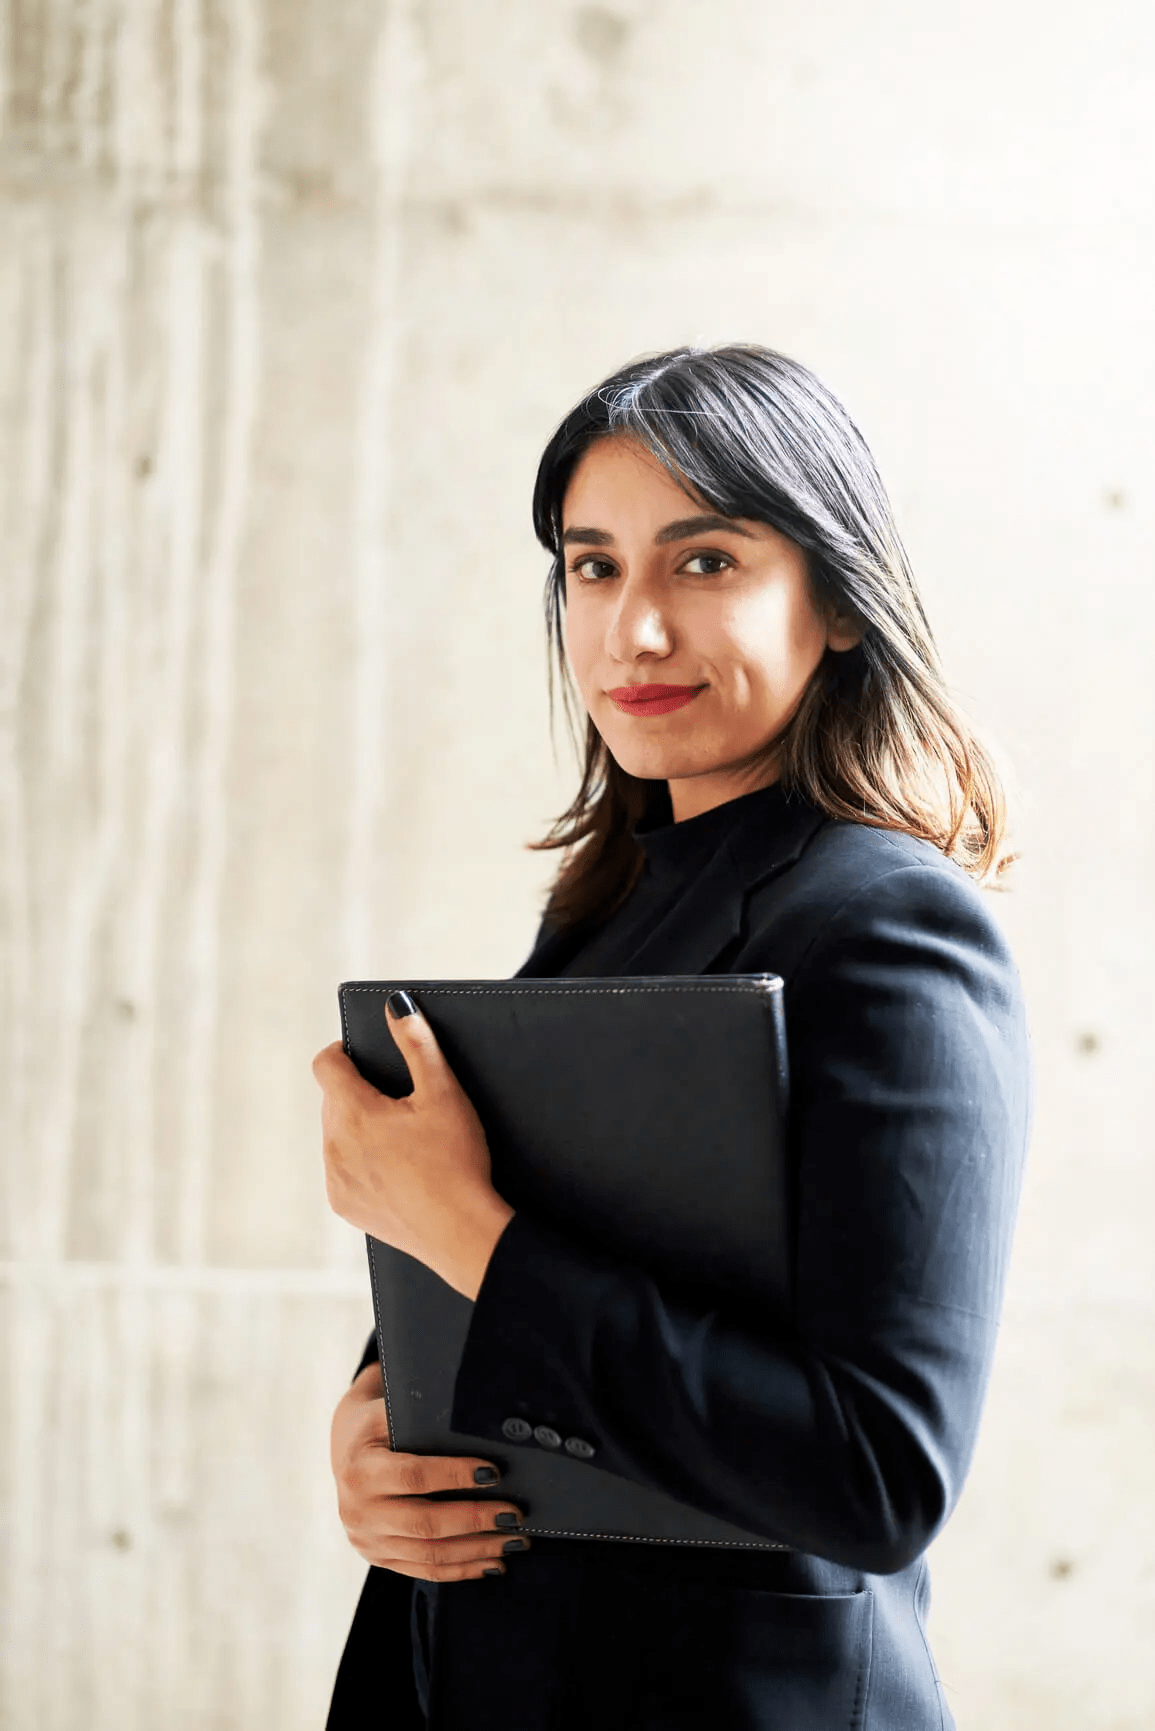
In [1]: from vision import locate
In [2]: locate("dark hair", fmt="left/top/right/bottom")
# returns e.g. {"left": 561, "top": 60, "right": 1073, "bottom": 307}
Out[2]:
{"left": 531, "top": 344, "right": 1011, "bottom": 929}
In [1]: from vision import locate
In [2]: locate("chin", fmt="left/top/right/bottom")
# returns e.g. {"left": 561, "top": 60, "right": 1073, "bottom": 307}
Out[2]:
{"left": 604, "top": 741, "right": 711, "bottom": 783}
{"left": 595, "top": 707, "right": 745, "bottom": 785}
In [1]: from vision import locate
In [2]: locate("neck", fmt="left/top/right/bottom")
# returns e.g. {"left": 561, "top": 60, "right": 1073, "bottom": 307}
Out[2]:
{"left": 667, "top": 758, "right": 780, "bottom": 823}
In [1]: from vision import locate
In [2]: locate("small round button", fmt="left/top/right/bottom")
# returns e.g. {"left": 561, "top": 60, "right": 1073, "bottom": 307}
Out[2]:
{"left": 533, "top": 1425, "right": 562, "bottom": 1450}
{"left": 501, "top": 1416, "right": 532, "bottom": 1442}
{"left": 564, "top": 1436, "right": 596, "bottom": 1460}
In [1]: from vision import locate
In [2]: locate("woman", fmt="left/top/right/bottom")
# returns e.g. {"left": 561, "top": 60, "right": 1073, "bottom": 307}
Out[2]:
{"left": 314, "top": 346, "right": 1031, "bottom": 1730}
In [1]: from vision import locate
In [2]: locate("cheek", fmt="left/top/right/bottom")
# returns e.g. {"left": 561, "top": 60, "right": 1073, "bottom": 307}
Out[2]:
{"left": 702, "top": 585, "right": 826, "bottom": 701}
{"left": 561, "top": 592, "right": 599, "bottom": 694}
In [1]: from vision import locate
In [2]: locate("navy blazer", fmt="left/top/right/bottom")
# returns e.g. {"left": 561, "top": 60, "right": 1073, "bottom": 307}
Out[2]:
{"left": 327, "top": 794, "right": 1030, "bottom": 1730}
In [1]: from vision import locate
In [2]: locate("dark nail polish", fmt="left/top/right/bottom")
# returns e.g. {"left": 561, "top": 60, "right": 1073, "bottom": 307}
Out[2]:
{"left": 483, "top": 1566, "right": 504, "bottom": 1577}
{"left": 502, "top": 1537, "right": 529, "bottom": 1554}
{"left": 387, "top": 991, "right": 417, "bottom": 1019}
{"left": 494, "top": 1510, "right": 522, "bottom": 1530}
{"left": 474, "top": 1466, "right": 500, "bottom": 1487}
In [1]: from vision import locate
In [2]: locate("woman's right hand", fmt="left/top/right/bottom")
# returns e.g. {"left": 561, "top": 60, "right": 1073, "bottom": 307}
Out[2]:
{"left": 330, "top": 1360, "right": 529, "bottom": 1581}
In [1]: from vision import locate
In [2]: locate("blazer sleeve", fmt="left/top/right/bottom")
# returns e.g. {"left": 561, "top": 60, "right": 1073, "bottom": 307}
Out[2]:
{"left": 449, "top": 860, "right": 1031, "bottom": 1575}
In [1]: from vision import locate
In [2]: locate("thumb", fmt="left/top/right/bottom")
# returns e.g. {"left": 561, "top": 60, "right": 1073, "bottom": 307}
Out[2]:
{"left": 385, "top": 992, "right": 451, "bottom": 1097}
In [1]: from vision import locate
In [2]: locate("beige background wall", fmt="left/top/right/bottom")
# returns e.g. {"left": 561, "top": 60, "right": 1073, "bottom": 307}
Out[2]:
{"left": 2, "top": 3, "right": 1153, "bottom": 1726}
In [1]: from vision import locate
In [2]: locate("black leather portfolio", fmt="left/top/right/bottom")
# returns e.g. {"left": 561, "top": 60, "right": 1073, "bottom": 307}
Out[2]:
{"left": 340, "top": 976, "right": 791, "bottom": 1550}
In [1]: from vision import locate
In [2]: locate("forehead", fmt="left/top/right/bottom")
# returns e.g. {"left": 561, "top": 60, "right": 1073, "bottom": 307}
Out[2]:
{"left": 561, "top": 434, "right": 774, "bottom": 543}
{"left": 562, "top": 435, "right": 702, "bottom": 521}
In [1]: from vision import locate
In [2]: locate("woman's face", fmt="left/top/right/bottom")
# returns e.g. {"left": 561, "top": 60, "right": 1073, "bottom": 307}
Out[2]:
{"left": 562, "top": 435, "right": 859, "bottom": 822}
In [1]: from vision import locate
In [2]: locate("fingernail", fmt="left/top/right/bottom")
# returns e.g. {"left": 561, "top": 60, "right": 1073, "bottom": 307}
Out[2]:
{"left": 474, "top": 1466, "right": 500, "bottom": 1487}
{"left": 386, "top": 991, "right": 417, "bottom": 1019}
{"left": 483, "top": 1565, "right": 504, "bottom": 1577}
{"left": 494, "top": 1511, "right": 522, "bottom": 1530}
{"left": 502, "top": 1537, "right": 529, "bottom": 1554}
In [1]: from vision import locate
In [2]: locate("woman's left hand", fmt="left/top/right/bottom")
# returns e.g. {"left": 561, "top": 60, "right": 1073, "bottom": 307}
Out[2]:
{"left": 313, "top": 994, "right": 515, "bottom": 1301}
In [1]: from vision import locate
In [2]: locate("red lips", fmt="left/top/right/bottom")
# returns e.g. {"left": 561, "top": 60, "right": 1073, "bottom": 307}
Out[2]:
{"left": 607, "top": 683, "right": 706, "bottom": 717}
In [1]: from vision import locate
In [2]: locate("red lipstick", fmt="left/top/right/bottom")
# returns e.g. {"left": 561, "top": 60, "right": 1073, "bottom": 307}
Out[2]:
{"left": 607, "top": 683, "right": 706, "bottom": 718}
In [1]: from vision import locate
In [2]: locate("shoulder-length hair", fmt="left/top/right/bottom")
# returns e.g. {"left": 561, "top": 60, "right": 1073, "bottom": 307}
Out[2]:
{"left": 532, "top": 344, "right": 1011, "bottom": 929}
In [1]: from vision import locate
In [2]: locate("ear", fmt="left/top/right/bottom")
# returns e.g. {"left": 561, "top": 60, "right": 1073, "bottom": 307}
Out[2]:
{"left": 826, "top": 607, "right": 863, "bottom": 653}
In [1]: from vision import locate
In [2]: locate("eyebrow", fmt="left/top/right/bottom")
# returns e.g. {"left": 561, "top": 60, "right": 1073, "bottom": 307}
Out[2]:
{"left": 561, "top": 514, "right": 756, "bottom": 548}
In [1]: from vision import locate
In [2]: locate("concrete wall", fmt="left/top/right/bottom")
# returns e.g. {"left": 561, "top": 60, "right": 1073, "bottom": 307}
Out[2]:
{"left": 2, "top": 2, "right": 1152, "bottom": 1726}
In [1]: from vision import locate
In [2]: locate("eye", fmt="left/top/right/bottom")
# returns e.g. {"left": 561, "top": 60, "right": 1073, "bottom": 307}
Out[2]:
{"left": 679, "top": 550, "right": 732, "bottom": 576}
{"left": 570, "top": 555, "right": 619, "bottom": 582}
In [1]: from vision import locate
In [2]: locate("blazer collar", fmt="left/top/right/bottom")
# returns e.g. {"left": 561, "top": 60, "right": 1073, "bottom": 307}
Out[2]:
{"left": 725, "top": 784, "right": 827, "bottom": 897}
{"left": 622, "top": 786, "right": 826, "bottom": 976}
{"left": 520, "top": 787, "right": 827, "bottom": 980}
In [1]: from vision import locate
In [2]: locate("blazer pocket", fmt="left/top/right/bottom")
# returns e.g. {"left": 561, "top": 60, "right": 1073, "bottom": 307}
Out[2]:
{"left": 723, "top": 1586, "right": 874, "bottom": 1731}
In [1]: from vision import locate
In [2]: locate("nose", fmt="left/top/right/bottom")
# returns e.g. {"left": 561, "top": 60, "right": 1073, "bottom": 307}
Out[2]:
{"left": 606, "top": 575, "right": 673, "bottom": 664}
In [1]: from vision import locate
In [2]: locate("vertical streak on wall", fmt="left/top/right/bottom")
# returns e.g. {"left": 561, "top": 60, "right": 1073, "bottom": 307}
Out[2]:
{"left": 170, "top": 0, "right": 203, "bottom": 182}
{"left": 109, "top": 210, "right": 195, "bottom": 1722}
{"left": 0, "top": 232, "right": 50, "bottom": 1249}
{"left": 81, "top": 229, "right": 133, "bottom": 1730}
{"left": 72, "top": 0, "right": 109, "bottom": 170}
{"left": 340, "top": 0, "right": 422, "bottom": 984}
{"left": 163, "top": 0, "right": 261, "bottom": 1635}
{"left": 4, "top": 221, "right": 58, "bottom": 1708}
{"left": 120, "top": 225, "right": 203, "bottom": 1266}
{"left": 0, "top": 5, "right": 10, "bottom": 128}
{"left": 4, "top": 1292, "right": 47, "bottom": 1723}
{"left": 35, "top": 238, "right": 97, "bottom": 1263}
{"left": 0, "top": 184, "right": 61, "bottom": 1731}
{"left": 178, "top": 0, "right": 259, "bottom": 1270}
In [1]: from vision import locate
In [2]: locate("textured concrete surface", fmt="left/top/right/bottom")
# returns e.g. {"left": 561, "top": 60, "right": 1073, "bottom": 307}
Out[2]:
{"left": 1, "top": 2, "right": 1153, "bottom": 1727}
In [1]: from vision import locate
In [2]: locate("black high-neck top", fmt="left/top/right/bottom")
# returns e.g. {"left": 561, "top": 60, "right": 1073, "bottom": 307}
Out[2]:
{"left": 563, "top": 782, "right": 789, "bottom": 979}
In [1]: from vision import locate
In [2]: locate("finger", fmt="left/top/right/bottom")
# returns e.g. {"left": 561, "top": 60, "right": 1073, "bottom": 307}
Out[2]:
{"left": 384, "top": 994, "right": 454, "bottom": 1098}
{"left": 348, "top": 1360, "right": 384, "bottom": 1402}
{"left": 381, "top": 1497, "right": 525, "bottom": 1544}
{"left": 345, "top": 1402, "right": 390, "bottom": 1451}
{"left": 379, "top": 1558, "right": 508, "bottom": 1583}
{"left": 311, "top": 1041, "right": 347, "bottom": 1086}
{"left": 354, "top": 1451, "right": 505, "bottom": 1499}
{"left": 353, "top": 1529, "right": 530, "bottom": 1573}
{"left": 312, "top": 1043, "right": 385, "bottom": 1114}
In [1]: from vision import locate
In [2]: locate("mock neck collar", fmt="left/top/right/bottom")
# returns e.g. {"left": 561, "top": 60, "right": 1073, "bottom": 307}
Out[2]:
{"left": 636, "top": 781, "right": 794, "bottom": 878}
{"left": 517, "top": 778, "right": 827, "bottom": 980}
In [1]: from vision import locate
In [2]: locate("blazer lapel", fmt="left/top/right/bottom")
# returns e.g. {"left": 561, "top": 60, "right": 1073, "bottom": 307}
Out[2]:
{"left": 623, "top": 792, "right": 828, "bottom": 978}
{"left": 620, "top": 839, "right": 748, "bottom": 976}
{"left": 516, "top": 790, "right": 828, "bottom": 981}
